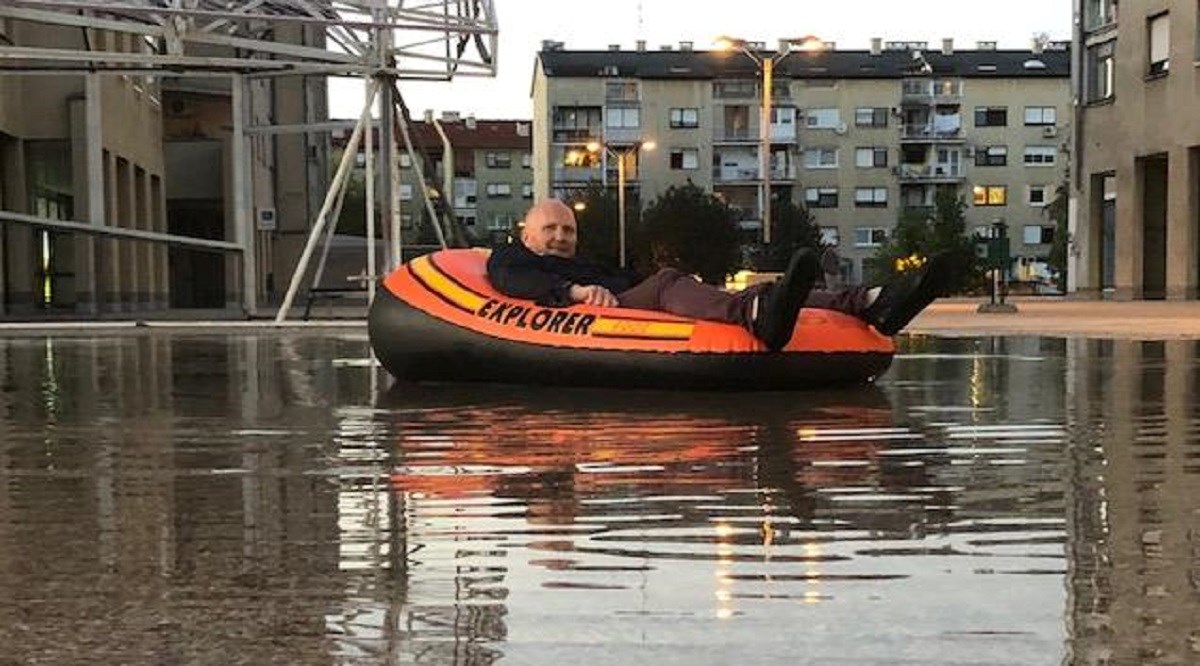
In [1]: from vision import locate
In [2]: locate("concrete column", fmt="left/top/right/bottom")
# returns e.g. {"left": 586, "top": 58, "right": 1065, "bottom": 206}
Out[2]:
{"left": 135, "top": 166, "right": 151, "bottom": 309}
{"left": 1165, "top": 147, "right": 1199, "bottom": 300}
{"left": 152, "top": 175, "right": 168, "bottom": 309}
{"left": 231, "top": 73, "right": 256, "bottom": 315}
{"left": 1114, "top": 158, "right": 1143, "bottom": 300}
{"left": 68, "top": 95, "right": 98, "bottom": 315}
{"left": 116, "top": 157, "right": 137, "bottom": 312}
{"left": 101, "top": 150, "right": 121, "bottom": 312}
{"left": 3, "top": 139, "right": 34, "bottom": 314}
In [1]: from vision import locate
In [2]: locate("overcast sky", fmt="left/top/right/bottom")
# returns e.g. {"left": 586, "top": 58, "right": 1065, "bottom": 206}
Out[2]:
{"left": 330, "top": 0, "right": 1074, "bottom": 120}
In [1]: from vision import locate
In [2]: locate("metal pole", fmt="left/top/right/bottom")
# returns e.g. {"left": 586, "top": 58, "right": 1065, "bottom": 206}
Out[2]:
{"left": 275, "top": 81, "right": 379, "bottom": 322}
{"left": 365, "top": 77, "right": 376, "bottom": 305}
{"left": 231, "top": 72, "right": 257, "bottom": 315}
{"left": 617, "top": 149, "right": 627, "bottom": 268}
{"left": 760, "top": 57, "right": 773, "bottom": 245}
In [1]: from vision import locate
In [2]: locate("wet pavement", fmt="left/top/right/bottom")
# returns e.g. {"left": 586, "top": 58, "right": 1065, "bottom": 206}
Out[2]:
{"left": 0, "top": 332, "right": 1198, "bottom": 664}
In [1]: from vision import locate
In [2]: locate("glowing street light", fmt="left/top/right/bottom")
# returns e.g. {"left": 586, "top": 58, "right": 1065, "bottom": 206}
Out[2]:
{"left": 587, "top": 139, "right": 656, "bottom": 268}
{"left": 715, "top": 35, "right": 828, "bottom": 244}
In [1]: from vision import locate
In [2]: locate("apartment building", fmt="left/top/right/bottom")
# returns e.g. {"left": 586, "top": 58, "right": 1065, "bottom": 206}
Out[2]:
{"left": 396, "top": 113, "right": 533, "bottom": 242}
{"left": 533, "top": 39, "right": 1070, "bottom": 283}
{"left": 1072, "top": 0, "right": 1200, "bottom": 299}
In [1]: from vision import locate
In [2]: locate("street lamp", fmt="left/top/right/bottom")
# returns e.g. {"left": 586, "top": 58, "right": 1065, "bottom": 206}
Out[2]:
{"left": 587, "top": 139, "right": 656, "bottom": 268}
{"left": 715, "top": 35, "right": 827, "bottom": 244}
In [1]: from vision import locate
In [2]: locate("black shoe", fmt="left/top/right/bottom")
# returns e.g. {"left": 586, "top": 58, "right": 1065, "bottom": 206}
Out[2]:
{"left": 862, "top": 253, "right": 952, "bottom": 336}
{"left": 752, "top": 249, "right": 818, "bottom": 351}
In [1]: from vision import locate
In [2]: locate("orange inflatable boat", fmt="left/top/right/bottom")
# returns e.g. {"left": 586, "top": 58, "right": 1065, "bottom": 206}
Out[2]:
{"left": 368, "top": 249, "right": 894, "bottom": 390}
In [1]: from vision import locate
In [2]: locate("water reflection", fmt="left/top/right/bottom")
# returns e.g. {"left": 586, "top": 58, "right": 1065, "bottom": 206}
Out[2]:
{"left": 0, "top": 333, "right": 1195, "bottom": 664}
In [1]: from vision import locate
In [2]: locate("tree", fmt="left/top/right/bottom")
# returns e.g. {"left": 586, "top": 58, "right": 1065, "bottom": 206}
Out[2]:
{"left": 1045, "top": 181, "right": 1069, "bottom": 290}
{"left": 751, "top": 197, "right": 824, "bottom": 271}
{"left": 569, "top": 183, "right": 624, "bottom": 267}
{"left": 870, "top": 186, "right": 980, "bottom": 292}
{"left": 637, "top": 183, "right": 740, "bottom": 284}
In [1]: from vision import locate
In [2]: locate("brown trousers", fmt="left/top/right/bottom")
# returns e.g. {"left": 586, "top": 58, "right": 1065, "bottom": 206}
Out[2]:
{"left": 617, "top": 268, "right": 871, "bottom": 328}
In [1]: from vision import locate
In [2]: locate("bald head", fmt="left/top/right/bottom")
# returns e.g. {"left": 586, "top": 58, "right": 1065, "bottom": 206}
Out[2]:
{"left": 521, "top": 198, "right": 578, "bottom": 258}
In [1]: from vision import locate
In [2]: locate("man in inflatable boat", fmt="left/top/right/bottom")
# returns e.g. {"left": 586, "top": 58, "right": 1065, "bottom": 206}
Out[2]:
{"left": 488, "top": 199, "right": 950, "bottom": 351}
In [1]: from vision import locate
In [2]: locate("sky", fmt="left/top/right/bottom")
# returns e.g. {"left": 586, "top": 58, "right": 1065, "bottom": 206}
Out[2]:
{"left": 330, "top": 0, "right": 1074, "bottom": 120}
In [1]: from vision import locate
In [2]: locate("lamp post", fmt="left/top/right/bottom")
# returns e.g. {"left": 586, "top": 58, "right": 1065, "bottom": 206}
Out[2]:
{"left": 716, "top": 35, "right": 827, "bottom": 245}
{"left": 587, "top": 140, "right": 655, "bottom": 268}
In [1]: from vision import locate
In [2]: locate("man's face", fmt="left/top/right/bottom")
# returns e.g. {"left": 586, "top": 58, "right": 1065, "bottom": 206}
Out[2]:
{"left": 522, "top": 205, "right": 578, "bottom": 258}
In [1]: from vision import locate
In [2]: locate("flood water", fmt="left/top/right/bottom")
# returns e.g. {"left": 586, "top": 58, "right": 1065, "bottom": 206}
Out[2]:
{"left": 0, "top": 332, "right": 1198, "bottom": 665}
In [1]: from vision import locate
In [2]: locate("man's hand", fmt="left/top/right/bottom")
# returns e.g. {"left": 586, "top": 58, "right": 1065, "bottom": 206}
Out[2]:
{"left": 568, "top": 284, "right": 619, "bottom": 308}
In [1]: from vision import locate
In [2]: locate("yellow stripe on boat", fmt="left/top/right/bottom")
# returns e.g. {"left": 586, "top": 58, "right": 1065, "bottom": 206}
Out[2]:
{"left": 410, "top": 255, "right": 488, "bottom": 312}
{"left": 591, "top": 317, "right": 694, "bottom": 340}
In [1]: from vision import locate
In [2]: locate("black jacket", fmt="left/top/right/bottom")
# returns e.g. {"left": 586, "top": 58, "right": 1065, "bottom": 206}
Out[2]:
{"left": 486, "top": 242, "right": 639, "bottom": 307}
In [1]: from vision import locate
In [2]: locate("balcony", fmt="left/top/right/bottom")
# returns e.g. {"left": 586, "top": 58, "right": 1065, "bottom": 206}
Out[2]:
{"left": 714, "top": 127, "right": 757, "bottom": 144}
{"left": 901, "top": 79, "right": 963, "bottom": 105}
{"left": 895, "top": 163, "right": 964, "bottom": 182}
{"left": 713, "top": 166, "right": 760, "bottom": 183}
{"left": 552, "top": 165, "right": 602, "bottom": 183}
{"left": 900, "top": 124, "right": 965, "bottom": 143}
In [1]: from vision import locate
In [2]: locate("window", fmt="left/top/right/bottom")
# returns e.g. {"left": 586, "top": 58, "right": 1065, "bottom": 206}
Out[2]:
{"left": 670, "top": 107, "right": 699, "bottom": 128}
{"left": 1085, "top": 0, "right": 1117, "bottom": 31}
{"left": 606, "top": 107, "right": 640, "bottom": 129}
{"left": 1023, "top": 107, "right": 1056, "bottom": 125}
{"left": 855, "top": 147, "right": 888, "bottom": 168}
{"left": 770, "top": 107, "right": 794, "bottom": 124}
{"left": 973, "top": 185, "right": 1007, "bottom": 206}
{"left": 552, "top": 106, "right": 602, "bottom": 141}
{"left": 1023, "top": 225, "right": 1054, "bottom": 245}
{"left": 1148, "top": 12, "right": 1170, "bottom": 75}
{"left": 605, "top": 81, "right": 639, "bottom": 102}
{"left": 803, "top": 148, "right": 838, "bottom": 169}
{"left": 1086, "top": 40, "right": 1116, "bottom": 102}
{"left": 975, "top": 146, "right": 1008, "bottom": 167}
{"left": 399, "top": 183, "right": 413, "bottom": 201}
{"left": 1024, "top": 146, "right": 1057, "bottom": 166}
{"left": 1028, "top": 185, "right": 1049, "bottom": 206}
{"left": 854, "top": 227, "right": 887, "bottom": 247}
{"left": 522, "top": 184, "right": 533, "bottom": 199}
{"left": 522, "top": 152, "right": 532, "bottom": 168}
{"left": 855, "top": 107, "right": 888, "bottom": 127}
{"left": 488, "top": 213, "right": 516, "bottom": 230}
{"left": 713, "top": 80, "right": 757, "bottom": 98}
{"left": 854, "top": 187, "right": 888, "bottom": 207}
{"left": 974, "top": 106, "right": 1008, "bottom": 127}
{"left": 820, "top": 226, "right": 840, "bottom": 246}
{"left": 804, "top": 187, "right": 839, "bottom": 208}
{"left": 398, "top": 152, "right": 413, "bottom": 168}
{"left": 485, "top": 182, "right": 512, "bottom": 198}
{"left": 486, "top": 151, "right": 511, "bottom": 168}
{"left": 805, "top": 108, "right": 840, "bottom": 129}
{"left": 669, "top": 148, "right": 699, "bottom": 170}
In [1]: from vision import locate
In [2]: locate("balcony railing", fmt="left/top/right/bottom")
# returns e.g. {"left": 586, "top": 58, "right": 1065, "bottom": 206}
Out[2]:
{"left": 713, "top": 166, "right": 760, "bottom": 183}
{"left": 895, "top": 163, "right": 964, "bottom": 181}
{"left": 714, "top": 128, "right": 757, "bottom": 143}
{"left": 899, "top": 124, "right": 964, "bottom": 142}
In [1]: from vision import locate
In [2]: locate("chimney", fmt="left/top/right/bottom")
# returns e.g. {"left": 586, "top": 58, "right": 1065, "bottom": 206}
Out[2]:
{"left": 465, "top": 113, "right": 476, "bottom": 130}
{"left": 659, "top": 44, "right": 672, "bottom": 51}
{"left": 1031, "top": 37, "right": 1045, "bottom": 54}
{"left": 942, "top": 38, "right": 953, "bottom": 55}
{"left": 441, "top": 110, "right": 460, "bottom": 122}
{"left": 608, "top": 43, "right": 620, "bottom": 51}
{"left": 977, "top": 41, "right": 996, "bottom": 51}
{"left": 422, "top": 109, "right": 433, "bottom": 123}
{"left": 679, "top": 41, "right": 693, "bottom": 51}
{"left": 870, "top": 37, "right": 882, "bottom": 56}
{"left": 635, "top": 39, "right": 646, "bottom": 52}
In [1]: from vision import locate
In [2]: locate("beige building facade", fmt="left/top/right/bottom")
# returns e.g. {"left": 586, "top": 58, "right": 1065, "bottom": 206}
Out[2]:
{"left": 534, "top": 40, "right": 1070, "bottom": 283}
{"left": 0, "top": 16, "right": 328, "bottom": 317}
{"left": 1072, "top": 0, "right": 1200, "bottom": 300}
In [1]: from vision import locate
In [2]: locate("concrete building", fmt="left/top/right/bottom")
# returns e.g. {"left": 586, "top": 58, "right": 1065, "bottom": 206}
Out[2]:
{"left": 0, "top": 14, "right": 328, "bottom": 317}
{"left": 395, "top": 113, "right": 533, "bottom": 243}
{"left": 1071, "top": 0, "right": 1200, "bottom": 300}
{"left": 533, "top": 39, "right": 1070, "bottom": 283}
{"left": 0, "top": 19, "right": 168, "bottom": 316}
